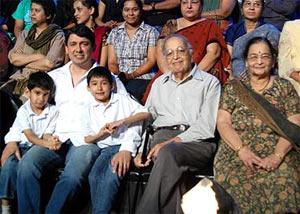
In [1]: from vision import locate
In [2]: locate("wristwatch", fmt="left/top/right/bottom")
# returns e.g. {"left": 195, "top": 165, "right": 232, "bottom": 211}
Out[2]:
{"left": 151, "top": 2, "right": 156, "bottom": 10}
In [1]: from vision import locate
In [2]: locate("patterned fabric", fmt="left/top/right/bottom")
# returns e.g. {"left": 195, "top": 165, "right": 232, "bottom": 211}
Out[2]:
{"left": 107, "top": 21, "right": 159, "bottom": 80}
{"left": 214, "top": 76, "right": 300, "bottom": 213}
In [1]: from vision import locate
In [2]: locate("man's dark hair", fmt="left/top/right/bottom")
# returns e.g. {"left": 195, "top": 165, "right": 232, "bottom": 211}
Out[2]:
{"left": 87, "top": 66, "right": 113, "bottom": 86}
{"left": 27, "top": 72, "right": 55, "bottom": 94}
{"left": 31, "top": 0, "right": 56, "bottom": 24}
{"left": 65, "top": 24, "right": 95, "bottom": 49}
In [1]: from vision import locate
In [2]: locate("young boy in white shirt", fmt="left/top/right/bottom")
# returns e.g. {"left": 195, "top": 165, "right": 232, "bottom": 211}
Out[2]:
{"left": 83, "top": 66, "right": 149, "bottom": 213}
{"left": 0, "top": 72, "right": 58, "bottom": 214}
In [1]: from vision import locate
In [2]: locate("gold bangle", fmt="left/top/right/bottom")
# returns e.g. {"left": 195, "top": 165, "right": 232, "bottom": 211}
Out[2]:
{"left": 235, "top": 144, "right": 245, "bottom": 153}
{"left": 274, "top": 152, "right": 284, "bottom": 161}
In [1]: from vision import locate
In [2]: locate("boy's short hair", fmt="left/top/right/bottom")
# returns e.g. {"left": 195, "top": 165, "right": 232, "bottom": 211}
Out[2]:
{"left": 87, "top": 66, "right": 113, "bottom": 86}
{"left": 31, "top": 0, "right": 56, "bottom": 24}
{"left": 27, "top": 72, "right": 55, "bottom": 94}
{"left": 65, "top": 24, "right": 95, "bottom": 49}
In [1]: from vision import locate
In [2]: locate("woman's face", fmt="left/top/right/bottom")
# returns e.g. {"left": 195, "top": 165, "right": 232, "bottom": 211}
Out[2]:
{"left": 242, "top": 0, "right": 263, "bottom": 21}
{"left": 246, "top": 41, "right": 275, "bottom": 77}
{"left": 30, "top": 3, "right": 49, "bottom": 26}
{"left": 73, "top": 0, "right": 94, "bottom": 25}
{"left": 181, "top": 0, "right": 202, "bottom": 21}
{"left": 122, "top": 0, "right": 141, "bottom": 26}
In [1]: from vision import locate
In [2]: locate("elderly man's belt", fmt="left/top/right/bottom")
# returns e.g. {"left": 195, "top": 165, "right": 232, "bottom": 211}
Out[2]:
{"left": 154, "top": 124, "right": 190, "bottom": 132}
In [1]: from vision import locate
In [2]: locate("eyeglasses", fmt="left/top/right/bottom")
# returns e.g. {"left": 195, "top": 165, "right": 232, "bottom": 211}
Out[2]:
{"left": 165, "top": 47, "right": 188, "bottom": 59}
{"left": 247, "top": 54, "right": 272, "bottom": 62}
{"left": 243, "top": 1, "right": 262, "bottom": 8}
{"left": 181, "top": 0, "right": 201, "bottom": 5}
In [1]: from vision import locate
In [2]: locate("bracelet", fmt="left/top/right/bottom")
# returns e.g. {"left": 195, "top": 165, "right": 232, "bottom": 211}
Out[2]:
{"left": 274, "top": 152, "right": 284, "bottom": 161}
{"left": 235, "top": 144, "right": 246, "bottom": 153}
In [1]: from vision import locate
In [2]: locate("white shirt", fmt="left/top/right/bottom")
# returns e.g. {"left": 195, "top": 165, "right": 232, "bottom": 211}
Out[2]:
{"left": 48, "top": 61, "right": 127, "bottom": 146}
{"left": 5, "top": 100, "right": 58, "bottom": 146}
{"left": 82, "top": 93, "right": 148, "bottom": 154}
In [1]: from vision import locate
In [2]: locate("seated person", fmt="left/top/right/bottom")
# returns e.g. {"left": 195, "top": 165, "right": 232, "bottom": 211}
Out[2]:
{"left": 80, "top": 66, "right": 149, "bottom": 213}
{"left": 107, "top": 0, "right": 159, "bottom": 102}
{"left": 0, "top": 72, "right": 58, "bottom": 214}
{"left": 214, "top": 37, "right": 300, "bottom": 213}
{"left": 278, "top": 19, "right": 300, "bottom": 96}
{"left": 134, "top": 34, "right": 221, "bottom": 214}
{"left": 0, "top": 30, "right": 12, "bottom": 82}
{"left": 73, "top": 0, "right": 108, "bottom": 66}
{"left": 225, "top": 0, "right": 280, "bottom": 77}
{"left": 1, "top": 0, "right": 65, "bottom": 99}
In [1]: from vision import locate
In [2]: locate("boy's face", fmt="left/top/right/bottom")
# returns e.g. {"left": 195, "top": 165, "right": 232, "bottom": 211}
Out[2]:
{"left": 88, "top": 76, "right": 113, "bottom": 104}
{"left": 27, "top": 87, "right": 51, "bottom": 111}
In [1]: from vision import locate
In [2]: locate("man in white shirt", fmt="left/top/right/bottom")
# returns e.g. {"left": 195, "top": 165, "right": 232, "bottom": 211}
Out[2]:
{"left": 16, "top": 25, "right": 123, "bottom": 213}
{"left": 135, "top": 34, "right": 221, "bottom": 214}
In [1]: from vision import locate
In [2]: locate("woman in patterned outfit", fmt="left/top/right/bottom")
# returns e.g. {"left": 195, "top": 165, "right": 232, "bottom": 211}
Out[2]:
{"left": 214, "top": 37, "right": 300, "bottom": 213}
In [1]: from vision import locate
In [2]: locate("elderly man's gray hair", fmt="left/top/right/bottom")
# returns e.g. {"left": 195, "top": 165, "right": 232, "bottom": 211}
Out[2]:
{"left": 162, "top": 34, "right": 193, "bottom": 57}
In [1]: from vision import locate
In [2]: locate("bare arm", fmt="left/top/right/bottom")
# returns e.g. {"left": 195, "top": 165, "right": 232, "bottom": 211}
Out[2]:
{"left": 143, "top": 0, "right": 180, "bottom": 11}
{"left": 107, "top": 44, "right": 120, "bottom": 75}
{"left": 23, "top": 129, "right": 61, "bottom": 150}
{"left": 198, "top": 42, "right": 221, "bottom": 72}
{"left": 14, "top": 19, "right": 24, "bottom": 39}
{"left": 227, "top": 44, "right": 232, "bottom": 57}
{"left": 9, "top": 52, "right": 45, "bottom": 67}
{"left": 84, "top": 125, "right": 112, "bottom": 144}
{"left": 99, "top": 44, "right": 108, "bottom": 67}
{"left": 95, "top": 1, "right": 118, "bottom": 28}
{"left": 25, "top": 58, "right": 56, "bottom": 71}
{"left": 201, "top": 0, "right": 236, "bottom": 20}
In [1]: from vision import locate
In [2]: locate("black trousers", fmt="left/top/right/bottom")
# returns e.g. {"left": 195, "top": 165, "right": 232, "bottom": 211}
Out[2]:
{"left": 136, "top": 129, "right": 217, "bottom": 214}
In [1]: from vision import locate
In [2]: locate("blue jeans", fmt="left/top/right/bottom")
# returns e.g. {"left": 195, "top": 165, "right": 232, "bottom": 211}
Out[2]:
{"left": 88, "top": 145, "right": 121, "bottom": 214}
{"left": 0, "top": 144, "right": 30, "bottom": 200}
{"left": 17, "top": 140, "right": 100, "bottom": 214}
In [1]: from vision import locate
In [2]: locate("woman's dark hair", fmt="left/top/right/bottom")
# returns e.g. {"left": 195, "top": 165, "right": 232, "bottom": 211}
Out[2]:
{"left": 243, "top": 36, "right": 277, "bottom": 60}
{"left": 87, "top": 66, "right": 113, "bottom": 86}
{"left": 31, "top": 0, "right": 56, "bottom": 24}
{"left": 27, "top": 71, "right": 55, "bottom": 95}
{"left": 241, "top": 0, "right": 264, "bottom": 9}
{"left": 65, "top": 24, "right": 95, "bottom": 49}
{"left": 120, "top": 0, "right": 144, "bottom": 20}
{"left": 74, "top": 0, "right": 99, "bottom": 21}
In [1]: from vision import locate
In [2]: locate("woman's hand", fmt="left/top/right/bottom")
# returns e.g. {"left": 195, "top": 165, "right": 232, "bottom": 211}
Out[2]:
{"left": 238, "top": 146, "right": 262, "bottom": 176}
{"left": 257, "top": 154, "right": 282, "bottom": 172}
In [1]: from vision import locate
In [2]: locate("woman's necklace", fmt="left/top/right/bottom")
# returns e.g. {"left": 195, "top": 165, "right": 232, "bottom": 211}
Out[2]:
{"left": 251, "top": 77, "right": 271, "bottom": 92}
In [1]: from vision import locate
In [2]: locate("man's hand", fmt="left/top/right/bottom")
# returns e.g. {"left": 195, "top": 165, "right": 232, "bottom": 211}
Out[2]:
{"left": 111, "top": 151, "right": 132, "bottom": 177}
{"left": 134, "top": 153, "right": 151, "bottom": 168}
{"left": 1, "top": 142, "right": 21, "bottom": 166}
{"left": 147, "top": 137, "right": 182, "bottom": 161}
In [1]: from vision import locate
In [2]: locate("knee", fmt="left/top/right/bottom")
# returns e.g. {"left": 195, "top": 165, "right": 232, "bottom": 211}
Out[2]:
{"left": 157, "top": 143, "right": 178, "bottom": 163}
{"left": 17, "top": 157, "right": 40, "bottom": 179}
{"left": 88, "top": 164, "right": 118, "bottom": 187}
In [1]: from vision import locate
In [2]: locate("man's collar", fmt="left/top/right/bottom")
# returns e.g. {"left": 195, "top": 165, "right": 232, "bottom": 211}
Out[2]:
{"left": 163, "top": 64, "right": 204, "bottom": 84}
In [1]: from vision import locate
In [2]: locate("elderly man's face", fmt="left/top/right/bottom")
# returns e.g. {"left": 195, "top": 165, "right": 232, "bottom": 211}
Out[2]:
{"left": 165, "top": 37, "right": 192, "bottom": 75}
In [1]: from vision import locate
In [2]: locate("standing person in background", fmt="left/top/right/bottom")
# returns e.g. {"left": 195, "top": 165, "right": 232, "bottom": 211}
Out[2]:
{"left": 73, "top": 0, "right": 108, "bottom": 66}
{"left": 262, "top": 0, "right": 297, "bottom": 31}
{"left": 12, "top": 0, "right": 32, "bottom": 39}
{"left": 107, "top": 0, "right": 159, "bottom": 101}
{"left": 278, "top": 19, "right": 300, "bottom": 95}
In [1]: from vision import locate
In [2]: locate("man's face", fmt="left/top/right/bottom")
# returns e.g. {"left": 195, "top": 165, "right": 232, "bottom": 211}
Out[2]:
{"left": 65, "top": 34, "right": 93, "bottom": 66}
{"left": 164, "top": 37, "right": 192, "bottom": 75}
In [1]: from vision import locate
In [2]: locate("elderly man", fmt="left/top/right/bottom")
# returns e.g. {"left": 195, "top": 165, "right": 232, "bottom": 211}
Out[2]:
{"left": 135, "top": 34, "right": 221, "bottom": 214}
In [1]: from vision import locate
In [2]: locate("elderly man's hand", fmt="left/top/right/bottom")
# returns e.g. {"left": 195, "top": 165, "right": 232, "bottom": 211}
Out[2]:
{"left": 147, "top": 137, "right": 182, "bottom": 161}
{"left": 111, "top": 151, "right": 132, "bottom": 177}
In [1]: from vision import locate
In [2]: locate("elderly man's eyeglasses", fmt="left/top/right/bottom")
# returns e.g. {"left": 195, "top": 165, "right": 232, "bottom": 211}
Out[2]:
{"left": 243, "top": 1, "right": 262, "bottom": 8}
{"left": 247, "top": 54, "right": 272, "bottom": 62}
{"left": 165, "top": 47, "right": 188, "bottom": 59}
